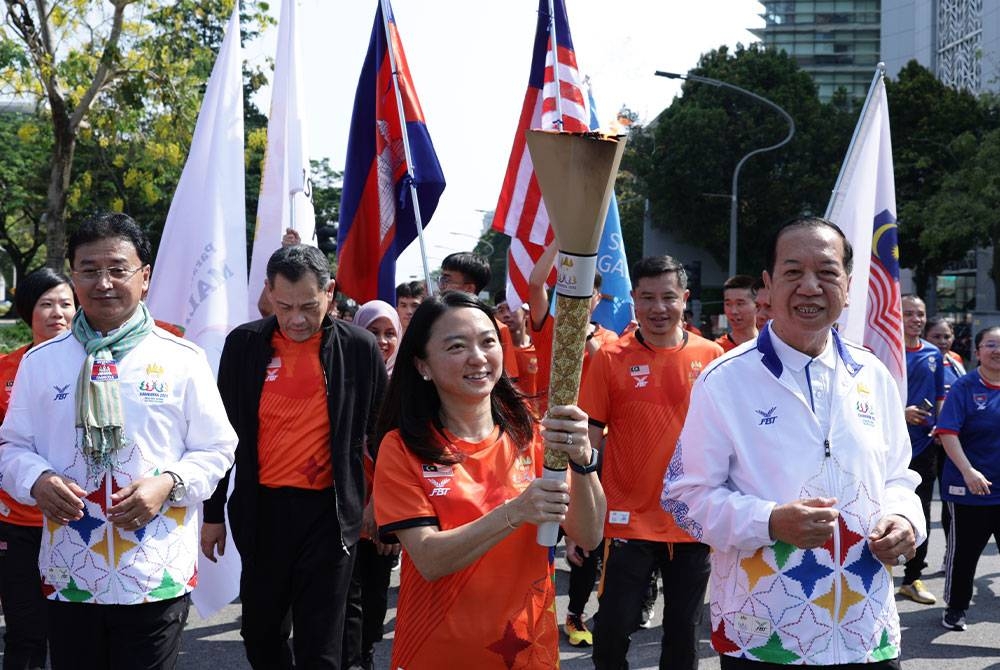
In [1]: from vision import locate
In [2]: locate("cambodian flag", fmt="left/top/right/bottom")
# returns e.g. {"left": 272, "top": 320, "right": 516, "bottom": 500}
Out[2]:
{"left": 337, "top": 0, "right": 445, "bottom": 304}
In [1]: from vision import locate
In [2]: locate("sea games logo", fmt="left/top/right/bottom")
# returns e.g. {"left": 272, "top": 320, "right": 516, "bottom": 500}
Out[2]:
{"left": 137, "top": 363, "right": 169, "bottom": 404}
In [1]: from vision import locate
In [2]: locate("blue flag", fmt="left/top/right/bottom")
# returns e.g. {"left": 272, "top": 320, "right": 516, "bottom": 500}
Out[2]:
{"left": 587, "top": 88, "right": 634, "bottom": 334}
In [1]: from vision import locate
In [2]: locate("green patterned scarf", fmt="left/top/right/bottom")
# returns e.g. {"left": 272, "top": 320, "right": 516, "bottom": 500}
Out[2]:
{"left": 72, "top": 303, "right": 154, "bottom": 477}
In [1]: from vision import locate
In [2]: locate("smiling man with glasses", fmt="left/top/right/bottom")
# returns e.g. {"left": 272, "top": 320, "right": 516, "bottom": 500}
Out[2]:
{"left": 0, "top": 212, "right": 237, "bottom": 668}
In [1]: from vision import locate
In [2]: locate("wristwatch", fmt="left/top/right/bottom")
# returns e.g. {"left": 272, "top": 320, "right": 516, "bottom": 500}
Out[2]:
{"left": 164, "top": 471, "right": 186, "bottom": 503}
{"left": 568, "top": 448, "right": 599, "bottom": 475}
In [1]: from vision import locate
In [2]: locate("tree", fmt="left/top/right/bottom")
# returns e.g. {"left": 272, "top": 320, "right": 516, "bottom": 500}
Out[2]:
{"left": 310, "top": 158, "right": 342, "bottom": 267}
{"left": 0, "top": 109, "right": 49, "bottom": 276}
{"left": 630, "top": 44, "right": 855, "bottom": 276}
{"left": 615, "top": 106, "right": 647, "bottom": 271}
{"left": 0, "top": 0, "right": 271, "bottom": 270}
{"left": 2, "top": 0, "right": 140, "bottom": 267}
{"left": 919, "top": 127, "right": 1000, "bottom": 308}
{"left": 885, "top": 60, "right": 994, "bottom": 293}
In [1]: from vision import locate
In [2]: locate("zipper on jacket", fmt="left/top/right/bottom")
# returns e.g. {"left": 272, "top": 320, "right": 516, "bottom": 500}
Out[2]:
{"left": 824, "top": 436, "right": 842, "bottom": 665}
{"left": 105, "top": 470, "right": 121, "bottom": 602}
{"left": 319, "top": 352, "right": 349, "bottom": 556}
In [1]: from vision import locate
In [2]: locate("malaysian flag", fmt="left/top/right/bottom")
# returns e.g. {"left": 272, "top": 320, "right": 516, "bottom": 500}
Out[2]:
{"left": 337, "top": 0, "right": 445, "bottom": 304}
{"left": 826, "top": 69, "right": 906, "bottom": 397}
{"left": 492, "top": 0, "right": 588, "bottom": 309}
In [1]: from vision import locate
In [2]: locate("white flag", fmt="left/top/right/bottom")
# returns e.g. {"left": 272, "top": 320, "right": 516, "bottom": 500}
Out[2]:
{"left": 825, "top": 72, "right": 906, "bottom": 397}
{"left": 147, "top": 2, "right": 248, "bottom": 375}
{"left": 246, "top": 0, "right": 316, "bottom": 317}
{"left": 145, "top": 2, "right": 247, "bottom": 619}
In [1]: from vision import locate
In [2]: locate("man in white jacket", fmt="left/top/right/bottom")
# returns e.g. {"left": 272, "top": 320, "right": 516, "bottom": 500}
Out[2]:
{"left": 662, "top": 217, "right": 924, "bottom": 669}
{"left": 0, "top": 213, "right": 237, "bottom": 668}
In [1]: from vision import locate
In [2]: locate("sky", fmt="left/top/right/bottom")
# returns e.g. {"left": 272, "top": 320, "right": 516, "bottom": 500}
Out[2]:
{"left": 249, "top": 0, "right": 765, "bottom": 283}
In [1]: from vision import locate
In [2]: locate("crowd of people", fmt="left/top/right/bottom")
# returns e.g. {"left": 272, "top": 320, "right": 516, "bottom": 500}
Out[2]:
{"left": 0, "top": 212, "right": 992, "bottom": 669}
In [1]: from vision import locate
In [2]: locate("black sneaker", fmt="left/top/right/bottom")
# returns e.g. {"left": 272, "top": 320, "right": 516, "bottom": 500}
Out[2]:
{"left": 942, "top": 608, "right": 967, "bottom": 631}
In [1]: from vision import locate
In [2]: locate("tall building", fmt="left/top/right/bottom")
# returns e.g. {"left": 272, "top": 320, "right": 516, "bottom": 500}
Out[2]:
{"left": 751, "top": 1, "right": 882, "bottom": 101}
{"left": 882, "top": 0, "right": 1000, "bottom": 93}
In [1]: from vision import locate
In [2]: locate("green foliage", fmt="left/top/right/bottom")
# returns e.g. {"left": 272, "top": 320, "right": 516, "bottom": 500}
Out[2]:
{"left": 0, "top": 321, "right": 31, "bottom": 353}
{"left": 919, "top": 127, "right": 1000, "bottom": 308}
{"left": 310, "top": 158, "right": 342, "bottom": 227}
{"left": 631, "top": 44, "right": 855, "bottom": 276}
{"left": 1, "top": 0, "right": 274, "bottom": 271}
{"left": 885, "top": 60, "right": 996, "bottom": 291}
{"left": 310, "top": 158, "right": 342, "bottom": 272}
{"left": 0, "top": 111, "right": 49, "bottom": 275}
{"left": 616, "top": 126, "right": 649, "bottom": 272}
{"left": 482, "top": 228, "right": 511, "bottom": 301}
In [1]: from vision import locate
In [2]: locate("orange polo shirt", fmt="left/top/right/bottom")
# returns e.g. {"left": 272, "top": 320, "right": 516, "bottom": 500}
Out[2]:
{"left": 580, "top": 330, "right": 723, "bottom": 542}
{"left": 374, "top": 427, "right": 557, "bottom": 670}
{"left": 257, "top": 330, "right": 333, "bottom": 489}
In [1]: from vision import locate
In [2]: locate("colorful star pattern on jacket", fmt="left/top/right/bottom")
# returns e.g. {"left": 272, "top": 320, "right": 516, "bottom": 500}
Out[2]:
{"left": 710, "top": 456, "right": 902, "bottom": 664}
{"left": 39, "top": 459, "right": 199, "bottom": 605}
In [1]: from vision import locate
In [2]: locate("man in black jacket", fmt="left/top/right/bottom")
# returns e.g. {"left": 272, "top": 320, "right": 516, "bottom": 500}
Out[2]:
{"left": 201, "top": 245, "right": 386, "bottom": 670}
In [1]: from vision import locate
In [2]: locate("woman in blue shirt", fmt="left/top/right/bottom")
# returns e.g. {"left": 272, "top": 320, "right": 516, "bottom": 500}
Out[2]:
{"left": 936, "top": 325, "right": 1000, "bottom": 632}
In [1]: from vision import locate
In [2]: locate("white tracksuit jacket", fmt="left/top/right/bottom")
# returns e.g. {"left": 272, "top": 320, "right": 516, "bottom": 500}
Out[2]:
{"left": 662, "top": 326, "right": 924, "bottom": 665}
{"left": 0, "top": 324, "right": 236, "bottom": 605}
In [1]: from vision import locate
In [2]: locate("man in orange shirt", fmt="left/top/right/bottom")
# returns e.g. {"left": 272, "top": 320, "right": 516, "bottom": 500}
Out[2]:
{"left": 715, "top": 274, "right": 759, "bottom": 352}
{"left": 580, "top": 255, "right": 723, "bottom": 670}
{"left": 494, "top": 296, "right": 541, "bottom": 403}
{"left": 202, "top": 245, "right": 386, "bottom": 669}
{"left": 753, "top": 278, "right": 770, "bottom": 330}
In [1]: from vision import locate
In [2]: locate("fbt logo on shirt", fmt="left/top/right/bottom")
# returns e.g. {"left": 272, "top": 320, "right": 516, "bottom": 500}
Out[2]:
{"left": 630, "top": 364, "right": 650, "bottom": 389}
{"left": 422, "top": 464, "right": 453, "bottom": 497}
{"left": 265, "top": 357, "right": 281, "bottom": 383}
{"left": 52, "top": 384, "right": 70, "bottom": 401}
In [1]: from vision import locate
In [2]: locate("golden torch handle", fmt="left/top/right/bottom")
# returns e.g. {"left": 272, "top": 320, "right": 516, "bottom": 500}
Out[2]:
{"left": 544, "top": 292, "right": 592, "bottom": 469}
{"left": 523, "top": 128, "right": 627, "bottom": 548}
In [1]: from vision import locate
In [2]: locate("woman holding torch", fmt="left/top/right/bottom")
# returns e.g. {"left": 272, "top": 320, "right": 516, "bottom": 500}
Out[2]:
{"left": 374, "top": 291, "right": 604, "bottom": 669}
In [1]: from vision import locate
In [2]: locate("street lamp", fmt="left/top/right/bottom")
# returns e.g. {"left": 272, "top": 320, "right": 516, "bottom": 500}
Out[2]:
{"left": 655, "top": 70, "right": 796, "bottom": 277}
{"left": 448, "top": 230, "right": 494, "bottom": 257}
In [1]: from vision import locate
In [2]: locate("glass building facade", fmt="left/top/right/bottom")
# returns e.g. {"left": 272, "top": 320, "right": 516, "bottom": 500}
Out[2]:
{"left": 751, "top": 1, "right": 882, "bottom": 102}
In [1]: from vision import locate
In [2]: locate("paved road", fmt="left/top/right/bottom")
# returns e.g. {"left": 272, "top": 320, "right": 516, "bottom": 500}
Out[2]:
{"left": 4, "top": 500, "right": 998, "bottom": 667}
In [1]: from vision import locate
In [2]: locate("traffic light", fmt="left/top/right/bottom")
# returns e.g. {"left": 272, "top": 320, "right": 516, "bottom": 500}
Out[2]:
{"left": 316, "top": 224, "right": 338, "bottom": 254}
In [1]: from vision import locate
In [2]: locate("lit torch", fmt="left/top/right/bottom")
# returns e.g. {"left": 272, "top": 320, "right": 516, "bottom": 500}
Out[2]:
{"left": 525, "top": 129, "right": 627, "bottom": 547}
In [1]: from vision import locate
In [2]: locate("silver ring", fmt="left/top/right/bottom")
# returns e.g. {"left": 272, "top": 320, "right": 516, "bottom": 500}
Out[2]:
{"left": 566, "top": 433, "right": 573, "bottom": 445}
{"left": 134, "top": 518, "right": 141, "bottom": 527}
{"left": 896, "top": 553, "right": 907, "bottom": 566}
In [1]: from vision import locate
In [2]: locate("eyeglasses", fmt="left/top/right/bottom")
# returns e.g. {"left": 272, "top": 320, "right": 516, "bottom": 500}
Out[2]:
{"left": 979, "top": 341, "right": 1000, "bottom": 351}
{"left": 72, "top": 266, "right": 145, "bottom": 284}
{"left": 437, "top": 275, "right": 465, "bottom": 290}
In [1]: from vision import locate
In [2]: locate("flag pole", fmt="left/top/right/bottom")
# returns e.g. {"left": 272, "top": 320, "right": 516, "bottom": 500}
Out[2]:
{"left": 379, "top": 0, "right": 433, "bottom": 293}
{"left": 547, "top": 0, "right": 564, "bottom": 128}
{"left": 824, "top": 62, "right": 886, "bottom": 218}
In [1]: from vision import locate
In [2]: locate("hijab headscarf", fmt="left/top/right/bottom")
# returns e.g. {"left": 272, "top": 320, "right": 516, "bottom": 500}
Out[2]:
{"left": 354, "top": 300, "right": 402, "bottom": 376}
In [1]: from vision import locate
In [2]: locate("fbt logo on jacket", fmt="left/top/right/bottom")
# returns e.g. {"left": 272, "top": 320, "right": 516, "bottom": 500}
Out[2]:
{"left": 755, "top": 407, "right": 777, "bottom": 426}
